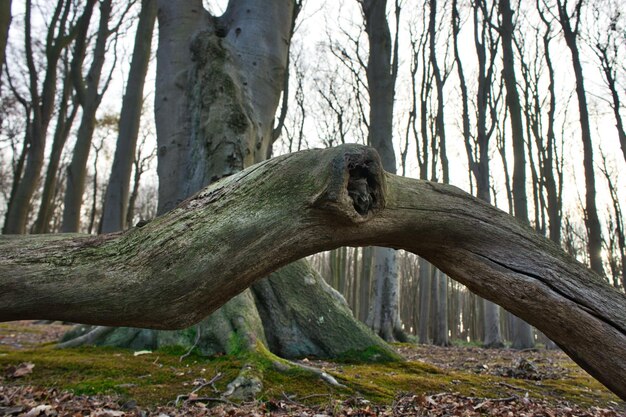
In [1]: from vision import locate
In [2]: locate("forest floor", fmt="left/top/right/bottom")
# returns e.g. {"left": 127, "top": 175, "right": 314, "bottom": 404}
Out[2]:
{"left": 0, "top": 321, "right": 624, "bottom": 416}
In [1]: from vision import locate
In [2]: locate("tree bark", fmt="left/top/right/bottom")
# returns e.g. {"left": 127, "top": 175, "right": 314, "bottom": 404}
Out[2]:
{"left": 100, "top": 0, "right": 157, "bottom": 233}
{"left": 433, "top": 269, "right": 449, "bottom": 346}
{"left": 0, "top": 144, "right": 625, "bottom": 399}
{"left": 417, "top": 258, "right": 431, "bottom": 343}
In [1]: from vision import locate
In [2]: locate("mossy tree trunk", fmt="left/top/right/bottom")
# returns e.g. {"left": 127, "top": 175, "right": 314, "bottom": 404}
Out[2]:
{"left": 1, "top": 145, "right": 625, "bottom": 399}
{"left": 58, "top": 0, "right": 390, "bottom": 379}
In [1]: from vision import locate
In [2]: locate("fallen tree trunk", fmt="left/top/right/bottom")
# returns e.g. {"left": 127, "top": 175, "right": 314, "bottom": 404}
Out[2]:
{"left": 1, "top": 145, "right": 625, "bottom": 399}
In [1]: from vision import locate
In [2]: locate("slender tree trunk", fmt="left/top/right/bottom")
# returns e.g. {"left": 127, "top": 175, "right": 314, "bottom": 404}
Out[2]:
{"left": 556, "top": 0, "right": 603, "bottom": 275}
{"left": 87, "top": 143, "right": 102, "bottom": 234}
{"left": 360, "top": 0, "right": 403, "bottom": 341}
{"left": 600, "top": 160, "right": 626, "bottom": 290}
{"left": 417, "top": 259, "right": 431, "bottom": 344}
{"left": 62, "top": 0, "right": 113, "bottom": 232}
{"left": 359, "top": 246, "right": 373, "bottom": 322}
{"left": 100, "top": 0, "right": 157, "bottom": 233}
{"left": 125, "top": 143, "right": 153, "bottom": 228}
{"left": 433, "top": 270, "right": 449, "bottom": 346}
{"left": 499, "top": 0, "right": 527, "bottom": 224}
{"left": 32, "top": 58, "right": 78, "bottom": 234}
{"left": 540, "top": 22, "right": 561, "bottom": 244}
{"left": 428, "top": 0, "right": 448, "bottom": 346}
{"left": 499, "top": 0, "right": 534, "bottom": 349}
{"left": 460, "top": 0, "right": 504, "bottom": 348}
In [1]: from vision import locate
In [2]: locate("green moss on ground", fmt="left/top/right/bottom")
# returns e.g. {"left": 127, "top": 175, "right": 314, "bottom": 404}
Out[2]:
{"left": 0, "top": 339, "right": 622, "bottom": 410}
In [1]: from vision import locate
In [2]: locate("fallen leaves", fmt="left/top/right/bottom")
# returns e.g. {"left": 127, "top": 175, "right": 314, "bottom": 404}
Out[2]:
{"left": 5, "top": 362, "right": 34, "bottom": 378}
{"left": 0, "top": 385, "right": 623, "bottom": 417}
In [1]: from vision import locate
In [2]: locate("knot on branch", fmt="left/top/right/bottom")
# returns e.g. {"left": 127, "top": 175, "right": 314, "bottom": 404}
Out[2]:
{"left": 314, "top": 145, "right": 385, "bottom": 223}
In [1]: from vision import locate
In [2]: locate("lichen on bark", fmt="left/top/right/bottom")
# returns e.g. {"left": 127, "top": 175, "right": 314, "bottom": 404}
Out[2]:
{"left": 187, "top": 30, "right": 254, "bottom": 187}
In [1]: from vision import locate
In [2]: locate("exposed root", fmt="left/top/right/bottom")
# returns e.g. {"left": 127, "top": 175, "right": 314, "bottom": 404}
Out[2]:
{"left": 223, "top": 363, "right": 263, "bottom": 400}
{"left": 55, "top": 326, "right": 114, "bottom": 349}
{"left": 286, "top": 360, "right": 347, "bottom": 388}
{"left": 179, "top": 325, "right": 201, "bottom": 362}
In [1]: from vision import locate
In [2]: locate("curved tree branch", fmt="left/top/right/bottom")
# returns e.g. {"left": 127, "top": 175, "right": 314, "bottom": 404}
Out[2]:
{"left": 0, "top": 145, "right": 624, "bottom": 399}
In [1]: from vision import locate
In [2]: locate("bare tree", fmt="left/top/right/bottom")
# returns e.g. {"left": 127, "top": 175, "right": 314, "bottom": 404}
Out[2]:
{"left": 427, "top": 0, "right": 451, "bottom": 347}
{"left": 62, "top": 0, "right": 129, "bottom": 232}
{"left": 86, "top": 139, "right": 104, "bottom": 234}
{"left": 498, "top": 0, "right": 534, "bottom": 349}
{"left": 3, "top": 0, "right": 82, "bottom": 234}
{"left": 32, "top": 51, "right": 78, "bottom": 233}
{"left": 360, "top": 0, "right": 405, "bottom": 342}
{"left": 554, "top": 0, "right": 604, "bottom": 275}
{"left": 125, "top": 130, "right": 155, "bottom": 228}
{"left": 591, "top": 2, "right": 626, "bottom": 164}
{"left": 454, "top": 0, "right": 505, "bottom": 348}
{"left": 404, "top": 12, "right": 433, "bottom": 344}
{"left": 100, "top": 0, "right": 156, "bottom": 233}
{"left": 536, "top": 2, "right": 564, "bottom": 244}
{"left": 600, "top": 154, "right": 625, "bottom": 289}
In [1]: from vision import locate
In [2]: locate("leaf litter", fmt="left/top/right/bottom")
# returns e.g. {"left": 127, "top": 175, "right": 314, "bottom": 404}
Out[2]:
{"left": 0, "top": 322, "right": 624, "bottom": 416}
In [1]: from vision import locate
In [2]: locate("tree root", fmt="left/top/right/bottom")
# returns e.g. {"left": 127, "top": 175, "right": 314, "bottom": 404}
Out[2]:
{"left": 55, "top": 326, "right": 114, "bottom": 349}
{"left": 285, "top": 360, "right": 347, "bottom": 388}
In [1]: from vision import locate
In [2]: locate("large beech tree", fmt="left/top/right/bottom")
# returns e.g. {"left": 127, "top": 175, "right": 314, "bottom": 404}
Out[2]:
{"left": 0, "top": 145, "right": 625, "bottom": 399}
{"left": 54, "top": 2, "right": 391, "bottom": 398}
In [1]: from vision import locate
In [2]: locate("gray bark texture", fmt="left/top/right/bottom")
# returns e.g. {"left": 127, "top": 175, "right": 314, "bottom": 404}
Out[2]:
{"left": 433, "top": 270, "right": 449, "bottom": 346}
{"left": 417, "top": 259, "right": 431, "bottom": 344}
{"left": 100, "top": 0, "right": 157, "bottom": 233}
{"left": 1, "top": 144, "right": 625, "bottom": 399}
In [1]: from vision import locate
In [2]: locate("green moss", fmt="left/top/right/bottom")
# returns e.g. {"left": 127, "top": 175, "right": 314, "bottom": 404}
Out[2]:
{"left": 0, "top": 335, "right": 621, "bottom": 410}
